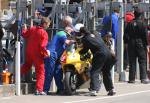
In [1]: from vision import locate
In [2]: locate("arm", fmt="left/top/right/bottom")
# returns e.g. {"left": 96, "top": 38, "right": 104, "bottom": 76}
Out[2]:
{"left": 40, "top": 30, "right": 49, "bottom": 58}
{"left": 79, "top": 39, "right": 89, "bottom": 55}
{"left": 79, "top": 46, "right": 89, "bottom": 55}
{"left": 22, "top": 24, "right": 30, "bottom": 38}
{"left": 142, "top": 23, "right": 148, "bottom": 47}
{"left": 124, "top": 23, "right": 131, "bottom": 45}
{"left": 111, "top": 17, "right": 118, "bottom": 40}
{"left": 65, "top": 39, "right": 75, "bottom": 45}
{"left": 60, "top": 32, "right": 75, "bottom": 46}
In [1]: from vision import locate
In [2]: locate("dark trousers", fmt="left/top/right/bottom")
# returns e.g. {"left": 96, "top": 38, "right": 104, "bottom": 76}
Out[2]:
{"left": 90, "top": 52, "right": 114, "bottom": 91}
{"left": 102, "top": 55, "right": 114, "bottom": 91}
{"left": 124, "top": 47, "right": 129, "bottom": 70}
{"left": 128, "top": 40, "right": 147, "bottom": 81}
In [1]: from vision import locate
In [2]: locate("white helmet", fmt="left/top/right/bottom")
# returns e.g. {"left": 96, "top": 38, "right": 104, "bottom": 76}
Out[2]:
{"left": 74, "top": 23, "right": 84, "bottom": 32}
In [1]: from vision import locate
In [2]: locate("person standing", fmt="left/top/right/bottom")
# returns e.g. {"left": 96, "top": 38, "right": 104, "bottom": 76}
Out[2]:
{"left": 21, "top": 17, "right": 51, "bottom": 95}
{"left": 123, "top": 11, "right": 135, "bottom": 70}
{"left": 43, "top": 16, "right": 75, "bottom": 95}
{"left": 124, "top": 8, "right": 150, "bottom": 84}
{"left": 75, "top": 23, "right": 116, "bottom": 96}
{"left": 101, "top": 8, "right": 120, "bottom": 44}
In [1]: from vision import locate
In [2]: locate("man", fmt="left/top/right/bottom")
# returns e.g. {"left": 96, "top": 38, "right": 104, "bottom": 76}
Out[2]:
{"left": 75, "top": 23, "right": 116, "bottom": 96}
{"left": 21, "top": 17, "right": 51, "bottom": 95}
{"left": 101, "top": 8, "right": 120, "bottom": 43}
{"left": 124, "top": 11, "right": 135, "bottom": 70}
{"left": 43, "top": 16, "right": 75, "bottom": 95}
{"left": 124, "top": 8, "right": 149, "bottom": 84}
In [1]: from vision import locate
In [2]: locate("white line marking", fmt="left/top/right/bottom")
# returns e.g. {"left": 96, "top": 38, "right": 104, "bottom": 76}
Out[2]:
{"left": 63, "top": 90, "right": 150, "bottom": 103}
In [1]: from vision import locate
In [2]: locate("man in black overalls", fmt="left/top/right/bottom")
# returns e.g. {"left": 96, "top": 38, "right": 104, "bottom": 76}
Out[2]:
{"left": 74, "top": 23, "right": 116, "bottom": 96}
{"left": 124, "top": 8, "right": 149, "bottom": 84}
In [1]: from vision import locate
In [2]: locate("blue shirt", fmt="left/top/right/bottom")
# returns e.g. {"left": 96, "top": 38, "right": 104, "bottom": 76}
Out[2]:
{"left": 100, "top": 13, "right": 119, "bottom": 40}
{"left": 47, "top": 31, "right": 67, "bottom": 58}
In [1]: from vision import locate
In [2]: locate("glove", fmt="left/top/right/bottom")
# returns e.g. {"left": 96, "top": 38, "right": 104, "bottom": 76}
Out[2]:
{"left": 80, "top": 53, "right": 91, "bottom": 61}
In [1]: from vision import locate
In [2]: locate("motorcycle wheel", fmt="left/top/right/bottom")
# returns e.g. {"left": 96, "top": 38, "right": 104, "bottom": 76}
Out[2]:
{"left": 64, "top": 71, "right": 77, "bottom": 95}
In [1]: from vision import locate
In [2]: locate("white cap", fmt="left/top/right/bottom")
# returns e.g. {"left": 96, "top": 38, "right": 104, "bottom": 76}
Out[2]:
{"left": 74, "top": 23, "right": 84, "bottom": 32}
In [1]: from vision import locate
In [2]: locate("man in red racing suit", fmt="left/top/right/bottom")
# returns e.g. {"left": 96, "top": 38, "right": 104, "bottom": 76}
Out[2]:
{"left": 21, "top": 17, "right": 51, "bottom": 95}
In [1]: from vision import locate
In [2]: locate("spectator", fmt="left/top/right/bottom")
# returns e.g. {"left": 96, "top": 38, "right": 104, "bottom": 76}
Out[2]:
{"left": 21, "top": 17, "right": 51, "bottom": 95}
{"left": 123, "top": 11, "right": 135, "bottom": 70}
{"left": 124, "top": 8, "right": 150, "bottom": 84}
{"left": 100, "top": 8, "right": 120, "bottom": 44}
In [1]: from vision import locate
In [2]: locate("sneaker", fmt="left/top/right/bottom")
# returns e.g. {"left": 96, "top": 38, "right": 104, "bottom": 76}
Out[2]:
{"left": 35, "top": 90, "right": 47, "bottom": 95}
{"left": 88, "top": 88, "right": 99, "bottom": 93}
{"left": 39, "top": 91, "right": 47, "bottom": 95}
{"left": 141, "top": 79, "right": 150, "bottom": 84}
{"left": 128, "top": 80, "right": 135, "bottom": 83}
{"left": 107, "top": 90, "right": 116, "bottom": 96}
{"left": 89, "top": 90, "right": 97, "bottom": 96}
{"left": 56, "top": 90, "right": 64, "bottom": 95}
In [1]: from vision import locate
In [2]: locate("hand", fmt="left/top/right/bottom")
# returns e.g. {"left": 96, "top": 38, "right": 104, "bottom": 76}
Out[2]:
{"left": 47, "top": 50, "right": 50, "bottom": 57}
{"left": 70, "top": 40, "right": 76, "bottom": 44}
{"left": 147, "top": 46, "right": 149, "bottom": 53}
{"left": 65, "top": 39, "right": 76, "bottom": 45}
{"left": 22, "top": 24, "right": 27, "bottom": 30}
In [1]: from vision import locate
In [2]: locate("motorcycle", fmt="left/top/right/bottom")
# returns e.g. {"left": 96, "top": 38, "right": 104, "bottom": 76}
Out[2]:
{"left": 60, "top": 42, "right": 92, "bottom": 95}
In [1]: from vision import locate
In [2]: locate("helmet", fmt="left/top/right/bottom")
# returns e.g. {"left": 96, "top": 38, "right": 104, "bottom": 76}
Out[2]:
{"left": 74, "top": 23, "right": 84, "bottom": 32}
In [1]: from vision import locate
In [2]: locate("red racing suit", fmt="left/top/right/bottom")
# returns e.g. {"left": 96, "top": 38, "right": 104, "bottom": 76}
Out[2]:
{"left": 21, "top": 26, "right": 48, "bottom": 92}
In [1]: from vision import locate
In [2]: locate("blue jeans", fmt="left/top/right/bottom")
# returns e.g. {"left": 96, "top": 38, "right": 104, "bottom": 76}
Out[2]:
{"left": 44, "top": 52, "right": 64, "bottom": 93}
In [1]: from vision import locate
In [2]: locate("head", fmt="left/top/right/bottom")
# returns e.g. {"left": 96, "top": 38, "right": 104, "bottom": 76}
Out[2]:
{"left": 125, "top": 11, "right": 135, "bottom": 23}
{"left": 40, "top": 17, "right": 51, "bottom": 29}
{"left": 37, "top": 7, "right": 46, "bottom": 17}
{"left": 134, "top": 8, "right": 142, "bottom": 19}
{"left": 62, "top": 16, "right": 73, "bottom": 27}
{"left": 113, "top": 7, "right": 120, "bottom": 17}
{"left": 35, "top": 9, "right": 41, "bottom": 19}
{"left": 74, "top": 23, "right": 90, "bottom": 39}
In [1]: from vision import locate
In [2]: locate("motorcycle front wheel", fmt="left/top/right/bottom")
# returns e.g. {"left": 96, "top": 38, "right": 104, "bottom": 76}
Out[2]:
{"left": 64, "top": 71, "right": 77, "bottom": 95}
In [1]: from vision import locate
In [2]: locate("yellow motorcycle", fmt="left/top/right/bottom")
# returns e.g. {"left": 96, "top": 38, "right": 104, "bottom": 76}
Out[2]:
{"left": 60, "top": 43, "right": 92, "bottom": 95}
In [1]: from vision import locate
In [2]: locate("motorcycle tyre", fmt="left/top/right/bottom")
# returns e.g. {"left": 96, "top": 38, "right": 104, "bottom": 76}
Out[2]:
{"left": 64, "top": 71, "right": 76, "bottom": 95}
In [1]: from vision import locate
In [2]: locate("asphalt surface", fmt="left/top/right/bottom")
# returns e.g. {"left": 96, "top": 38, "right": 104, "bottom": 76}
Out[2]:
{"left": 0, "top": 82, "right": 150, "bottom": 103}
